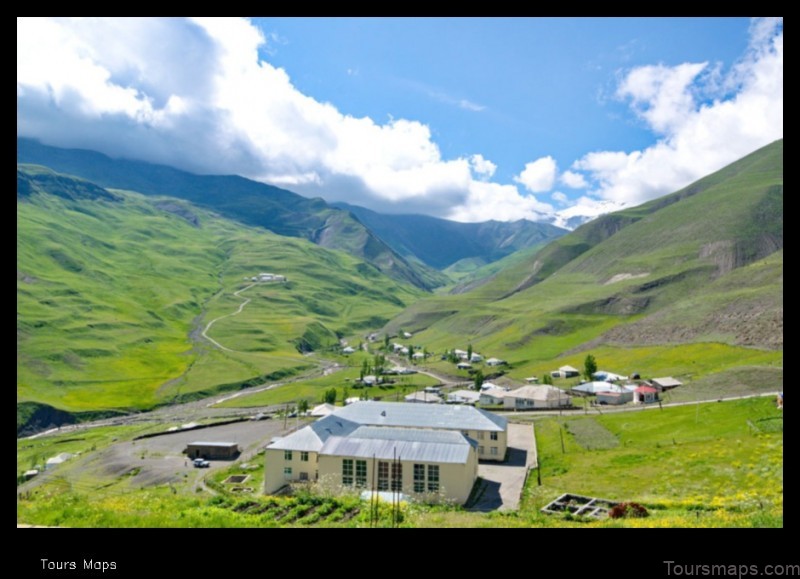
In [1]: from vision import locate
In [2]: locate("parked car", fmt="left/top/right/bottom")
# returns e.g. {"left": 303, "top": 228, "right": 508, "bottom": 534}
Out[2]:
{"left": 193, "top": 458, "right": 210, "bottom": 468}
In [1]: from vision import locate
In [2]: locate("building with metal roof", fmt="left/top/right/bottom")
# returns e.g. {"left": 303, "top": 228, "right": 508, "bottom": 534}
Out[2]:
{"left": 263, "top": 401, "right": 507, "bottom": 504}
{"left": 650, "top": 377, "right": 683, "bottom": 391}
{"left": 502, "top": 385, "right": 572, "bottom": 410}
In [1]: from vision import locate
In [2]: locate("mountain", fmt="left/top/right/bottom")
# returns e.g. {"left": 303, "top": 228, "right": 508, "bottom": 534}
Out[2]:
{"left": 383, "top": 140, "right": 783, "bottom": 386}
{"left": 332, "top": 201, "right": 567, "bottom": 270}
{"left": 17, "top": 138, "right": 448, "bottom": 291}
{"left": 17, "top": 164, "right": 424, "bottom": 430}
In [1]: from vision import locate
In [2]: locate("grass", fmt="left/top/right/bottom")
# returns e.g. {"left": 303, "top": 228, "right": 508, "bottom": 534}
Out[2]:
{"left": 17, "top": 398, "right": 781, "bottom": 528}
{"left": 18, "top": 167, "right": 424, "bottom": 421}
{"left": 216, "top": 360, "right": 441, "bottom": 408}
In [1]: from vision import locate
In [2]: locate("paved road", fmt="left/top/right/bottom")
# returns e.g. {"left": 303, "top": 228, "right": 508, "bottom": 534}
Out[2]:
{"left": 469, "top": 422, "right": 537, "bottom": 512}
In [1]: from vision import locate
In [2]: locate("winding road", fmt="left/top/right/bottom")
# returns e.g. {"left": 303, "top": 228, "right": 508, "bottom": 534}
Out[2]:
{"left": 201, "top": 282, "right": 256, "bottom": 352}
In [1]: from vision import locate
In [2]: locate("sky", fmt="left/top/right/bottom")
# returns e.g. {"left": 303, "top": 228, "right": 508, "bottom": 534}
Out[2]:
{"left": 17, "top": 17, "right": 783, "bottom": 228}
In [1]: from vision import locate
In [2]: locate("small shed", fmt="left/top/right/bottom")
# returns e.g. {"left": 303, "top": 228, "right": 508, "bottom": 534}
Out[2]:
{"left": 404, "top": 391, "right": 442, "bottom": 404}
{"left": 633, "top": 386, "right": 658, "bottom": 404}
{"left": 447, "top": 390, "right": 480, "bottom": 405}
{"left": 650, "top": 377, "right": 683, "bottom": 391}
{"left": 342, "top": 346, "right": 356, "bottom": 355}
{"left": 559, "top": 365, "right": 580, "bottom": 378}
{"left": 596, "top": 390, "right": 633, "bottom": 405}
{"left": 456, "top": 362, "right": 472, "bottom": 370}
{"left": 184, "top": 442, "right": 240, "bottom": 460}
{"left": 486, "top": 358, "right": 506, "bottom": 366}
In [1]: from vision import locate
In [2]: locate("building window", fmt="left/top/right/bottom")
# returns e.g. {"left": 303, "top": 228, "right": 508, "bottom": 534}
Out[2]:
{"left": 477, "top": 431, "right": 484, "bottom": 440}
{"left": 378, "top": 461, "right": 389, "bottom": 491}
{"left": 490, "top": 447, "right": 498, "bottom": 456}
{"left": 427, "top": 465, "right": 439, "bottom": 492}
{"left": 299, "top": 472, "right": 309, "bottom": 481}
{"left": 356, "top": 460, "right": 367, "bottom": 487}
{"left": 413, "top": 464, "right": 425, "bottom": 493}
{"left": 284, "top": 450, "right": 293, "bottom": 461}
{"left": 479, "top": 446, "right": 485, "bottom": 455}
{"left": 342, "top": 459, "right": 353, "bottom": 486}
{"left": 283, "top": 467, "right": 292, "bottom": 480}
{"left": 490, "top": 432, "right": 498, "bottom": 441}
{"left": 300, "top": 451, "right": 309, "bottom": 462}
{"left": 391, "top": 462, "right": 403, "bottom": 492}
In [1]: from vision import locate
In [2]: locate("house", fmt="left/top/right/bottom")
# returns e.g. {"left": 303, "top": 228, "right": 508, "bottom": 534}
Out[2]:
{"left": 503, "top": 385, "right": 571, "bottom": 410}
{"left": 596, "top": 390, "right": 633, "bottom": 405}
{"left": 345, "top": 397, "right": 362, "bottom": 406}
{"left": 405, "top": 391, "right": 443, "bottom": 404}
{"left": 403, "top": 332, "right": 413, "bottom": 339}
{"left": 399, "top": 347, "right": 410, "bottom": 355}
{"left": 479, "top": 388, "right": 508, "bottom": 406}
{"left": 650, "top": 377, "right": 683, "bottom": 391}
{"left": 470, "top": 353, "right": 483, "bottom": 363}
{"left": 551, "top": 365, "right": 580, "bottom": 379}
{"left": 633, "top": 386, "right": 658, "bottom": 404}
{"left": 412, "top": 352, "right": 425, "bottom": 360}
{"left": 453, "top": 349, "right": 468, "bottom": 360}
{"left": 486, "top": 358, "right": 506, "bottom": 367}
{"left": 264, "top": 402, "right": 509, "bottom": 504}
{"left": 342, "top": 346, "right": 356, "bottom": 355}
{"left": 311, "top": 403, "right": 337, "bottom": 417}
{"left": 456, "top": 362, "right": 472, "bottom": 370}
{"left": 525, "top": 376, "right": 539, "bottom": 383}
{"left": 447, "top": 390, "right": 481, "bottom": 405}
{"left": 392, "top": 343, "right": 405, "bottom": 353}
{"left": 571, "top": 381, "right": 621, "bottom": 396}
{"left": 362, "top": 375, "right": 379, "bottom": 386}
{"left": 593, "top": 370, "right": 627, "bottom": 382}
{"left": 424, "top": 386, "right": 442, "bottom": 394}
{"left": 184, "top": 442, "right": 240, "bottom": 460}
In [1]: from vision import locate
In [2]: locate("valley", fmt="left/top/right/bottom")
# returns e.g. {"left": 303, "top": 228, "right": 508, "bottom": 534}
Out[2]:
{"left": 17, "top": 139, "right": 783, "bottom": 529}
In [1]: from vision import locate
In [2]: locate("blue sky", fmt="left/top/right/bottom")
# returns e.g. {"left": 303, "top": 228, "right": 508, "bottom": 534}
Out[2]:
{"left": 17, "top": 17, "right": 782, "bottom": 227}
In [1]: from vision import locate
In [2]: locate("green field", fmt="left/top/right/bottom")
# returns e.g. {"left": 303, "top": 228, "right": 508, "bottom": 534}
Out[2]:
{"left": 17, "top": 397, "right": 782, "bottom": 527}
{"left": 18, "top": 166, "right": 423, "bottom": 423}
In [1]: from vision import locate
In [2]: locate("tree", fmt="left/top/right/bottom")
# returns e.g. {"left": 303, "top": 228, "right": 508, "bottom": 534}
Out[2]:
{"left": 473, "top": 369, "right": 484, "bottom": 391}
{"left": 542, "top": 373, "right": 553, "bottom": 385}
{"left": 360, "top": 359, "right": 369, "bottom": 381}
{"left": 584, "top": 354, "right": 598, "bottom": 380}
{"left": 373, "top": 353, "right": 385, "bottom": 376}
{"left": 298, "top": 399, "right": 309, "bottom": 414}
{"left": 323, "top": 388, "right": 337, "bottom": 404}
{"left": 467, "top": 343, "right": 473, "bottom": 361}
{"left": 384, "top": 334, "right": 390, "bottom": 349}
{"left": 342, "top": 386, "right": 349, "bottom": 404}
{"left": 408, "top": 347, "right": 413, "bottom": 362}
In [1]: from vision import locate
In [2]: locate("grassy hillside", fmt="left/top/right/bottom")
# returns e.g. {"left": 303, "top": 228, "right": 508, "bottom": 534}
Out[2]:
{"left": 17, "top": 138, "right": 448, "bottom": 291}
{"left": 334, "top": 201, "right": 566, "bottom": 270}
{"left": 382, "top": 140, "right": 783, "bottom": 391}
{"left": 17, "top": 165, "right": 423, "bottom": 423}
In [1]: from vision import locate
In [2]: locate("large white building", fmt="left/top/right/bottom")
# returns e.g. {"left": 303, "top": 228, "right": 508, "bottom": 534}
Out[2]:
{"left": 264, "top": 401, "right": 508, "bottom": 504}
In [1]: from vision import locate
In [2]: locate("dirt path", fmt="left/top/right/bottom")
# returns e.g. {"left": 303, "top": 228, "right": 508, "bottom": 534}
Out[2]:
{"left": 201, "top": 282, "right": 257, "bottom": 352}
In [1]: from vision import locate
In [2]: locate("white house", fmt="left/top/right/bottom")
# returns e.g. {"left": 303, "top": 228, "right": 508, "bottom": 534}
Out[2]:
{"left": 596, "top": 390, "right": 633, "bottom": 405}
{"left": 342, "top": 346, "right": 356, "bottom": 355}
{"left": 633, "top": 386, "right": 659, "bottom": 404}
{"left": 456, "top": 362, "right": 472, "bottom": 370}
{"left": 264, "top": 402, "right": 508, "bottom": 504}
{"left": 571, "top": 381, "right": 621, "bottom": 396}
{"left": 412, "top": 352, "right": 425, "bottom": 360}
{"left": 552, "top": 365, "right": 580, "bottom": 378}
{"left": 453, "top": 349, "right": 469, "bottom": 360}
{"left": 470, "top": 353, "right": 483, "bottom": 363}
{"left": 486, "top": 358, "right": 506, "bottom": 367}
{"left": 403, "top": 331, "right": 413, "bottom": 339}
{"left": 593, "top": 370, "right": 627, "bottom": 382}
{"left": 405, "top": 391, "right": 443, "bottom": 404}
{"left": 479, "top": 388, "right": 507, "bottom": 406}
{"left": 503, "top": 386, "right": 571, "bottom": 410}
{"left": 447, "top": 390, "right": 481, "bottom": 405}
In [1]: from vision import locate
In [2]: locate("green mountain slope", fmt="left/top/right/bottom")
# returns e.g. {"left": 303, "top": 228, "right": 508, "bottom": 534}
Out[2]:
{"left": 384, "top": 140, "right": 783, "bottom": 386}
{"left": 17, "top": 165, "right": 423, "bottom": 426}
{"left": 333, "top": 201, "right": 567, "bottom": 270}
{"left": 17, "top": 139, "right": 447, "bottom": 291}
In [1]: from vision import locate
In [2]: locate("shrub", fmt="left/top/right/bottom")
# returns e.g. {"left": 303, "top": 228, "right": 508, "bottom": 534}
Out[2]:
{"left": 609, "top": 502, "right": 649, "bottom": 519}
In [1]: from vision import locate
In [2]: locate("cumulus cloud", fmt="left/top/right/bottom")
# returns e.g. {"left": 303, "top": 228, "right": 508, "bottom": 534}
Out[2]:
{"left": 560, "top": 170, "right": 588, "bottom": 189}
{"left": 574, "top": 16, "right": 783, "bottom": 207}
{"left": 469, "top": 154, "right": 497, "bottom": 180}
{"left": 16, "top": 17, "right": 783, "bottom": 227}
{"left": 551, "top": 191, "right": 568, "bottom": 204}
{"left": 514, "top": 156, "right": 557, "bottom": 193}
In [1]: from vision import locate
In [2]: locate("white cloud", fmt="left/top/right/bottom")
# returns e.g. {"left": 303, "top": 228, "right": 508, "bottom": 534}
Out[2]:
{"left": 575, "top": 17, "right": 783, "bottom": 207}
{"left": 469, "top": 154, "right": 497, "bottom": 179}
{"left": 551, "top": 191, "right": 568, "bottom": 204}
{"left": 16, "top": 17, "right": 783, "bottom": 226}
{"left": 560, "top": 170, "right": 588, "bottom": 189}
{"left": 514, "top": 156, "right": 557, "bottom": 193}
